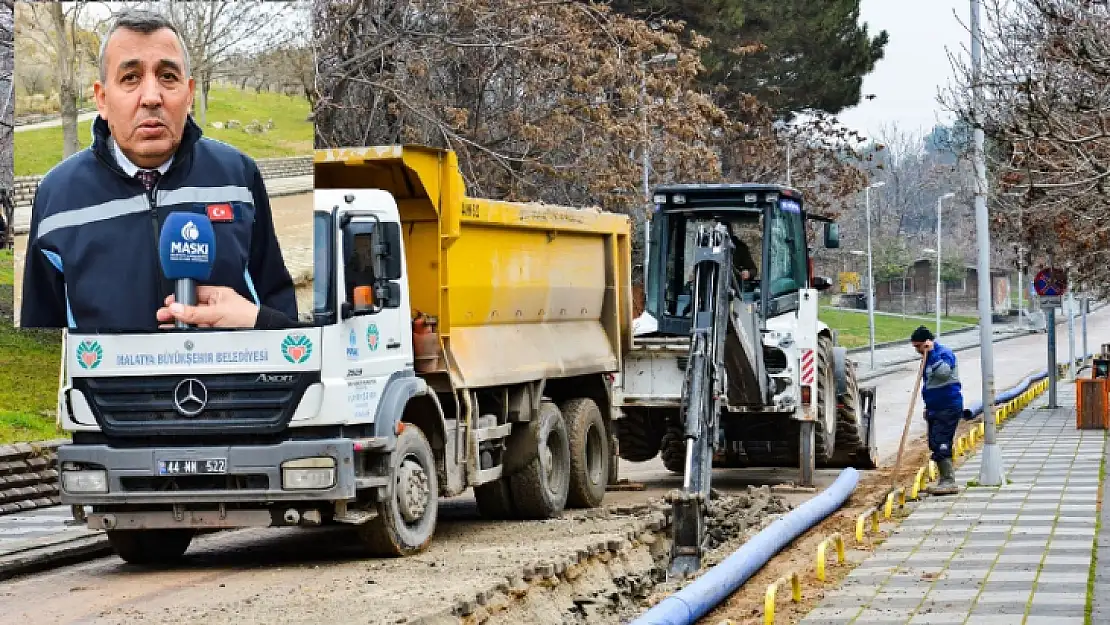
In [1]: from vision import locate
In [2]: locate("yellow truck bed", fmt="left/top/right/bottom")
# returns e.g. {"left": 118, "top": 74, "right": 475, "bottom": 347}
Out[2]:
{"left": 314, "top": 145, "right": 633, "bottom": 390}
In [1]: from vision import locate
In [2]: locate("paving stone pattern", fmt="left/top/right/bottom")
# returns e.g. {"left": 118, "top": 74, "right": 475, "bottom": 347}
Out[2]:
{"left": 799, "top": 383, "right": 1106, "bottom": 625}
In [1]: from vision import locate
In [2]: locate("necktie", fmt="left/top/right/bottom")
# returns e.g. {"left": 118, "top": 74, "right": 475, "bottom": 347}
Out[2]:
{"left": 136, "top": 169, "right": 160, "bottom": 192}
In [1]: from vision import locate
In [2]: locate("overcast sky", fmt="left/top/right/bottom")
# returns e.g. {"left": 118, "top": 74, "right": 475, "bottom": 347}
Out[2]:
{"left": 837, "top": 0, "right": 971, "bottom": 144}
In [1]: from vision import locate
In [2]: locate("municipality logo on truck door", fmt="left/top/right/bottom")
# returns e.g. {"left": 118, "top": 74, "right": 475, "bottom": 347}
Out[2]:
{"left": 281, "top": 333, "right": 313, "bottom": 364}
{"left": 75, "top": 339, "right": 103, "bottom": 369}
{"left": 366, "top": 324, "right": 380, "bottom": 351}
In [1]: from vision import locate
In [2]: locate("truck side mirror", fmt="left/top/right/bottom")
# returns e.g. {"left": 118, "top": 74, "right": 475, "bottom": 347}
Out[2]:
{"left": 823, "top": 223, "right": 840, "bottom": 249}
{"left": 379, "top": 222, "right": 403, "bottom": 281}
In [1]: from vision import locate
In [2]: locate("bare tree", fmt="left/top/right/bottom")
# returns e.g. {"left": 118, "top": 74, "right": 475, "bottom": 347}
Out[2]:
{"left": 942, "top": 0, "right": 1110, "bottom": 295}
{"left": 18, "top": 2, "right": 85, "bottom": 158}
{"left": 0, "top": 0, "right": 12, "bottom": 250}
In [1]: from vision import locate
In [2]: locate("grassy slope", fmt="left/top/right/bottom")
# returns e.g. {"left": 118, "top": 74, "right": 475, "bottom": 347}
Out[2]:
{"left": 820, "top": 306, "right": 977, "bottom": 349}
{"left": 0, "top": 248, "right": 65, "bottom": 443}
{"left": 15, "top": 86, "right": 312, "bottom": 176}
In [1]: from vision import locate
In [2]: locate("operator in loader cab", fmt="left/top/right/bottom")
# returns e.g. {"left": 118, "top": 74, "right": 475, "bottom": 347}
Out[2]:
{"left": 911, "top": 326, "right": 963, "bottom": 496}
{"left": 19, "top": 8, "right": 296, "bottom": 330}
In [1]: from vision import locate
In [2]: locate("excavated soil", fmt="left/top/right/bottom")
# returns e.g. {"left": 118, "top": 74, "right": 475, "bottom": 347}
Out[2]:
{"left": 479, "top": 489, "right": 794, "bottom": 625}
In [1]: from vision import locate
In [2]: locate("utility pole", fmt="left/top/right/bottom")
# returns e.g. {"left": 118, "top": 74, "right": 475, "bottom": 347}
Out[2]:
{"left": 1082, "top": 294, "right": 1088, "bottom": 363}
{"left": 972, "top": 0, "right": 1003, "bottom": 486}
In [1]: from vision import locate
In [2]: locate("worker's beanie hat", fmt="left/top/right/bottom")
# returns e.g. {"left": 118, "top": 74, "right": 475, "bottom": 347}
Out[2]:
{"left": 911, "top": 325, "right": 934, "bottom": 343}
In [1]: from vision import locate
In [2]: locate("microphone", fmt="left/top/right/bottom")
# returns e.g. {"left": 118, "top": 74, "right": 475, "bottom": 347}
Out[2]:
{"left": 158, "top": 212, "right": 217, "bottom": 329}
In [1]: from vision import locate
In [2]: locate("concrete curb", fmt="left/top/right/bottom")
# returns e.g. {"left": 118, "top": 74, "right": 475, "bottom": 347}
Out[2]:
{"left": 854, "top": 329, "right": 1034, "bottom": 383}
{"left": 0, "top": 533, "right": 111, "bottom": 581}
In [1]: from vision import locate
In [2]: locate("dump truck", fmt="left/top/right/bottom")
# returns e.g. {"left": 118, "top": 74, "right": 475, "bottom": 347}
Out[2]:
{"left": 611, "top": 183, "right": 878, "bottom": 575}
{"left": 53, "top": 144, "right": 633, "bottom": 563}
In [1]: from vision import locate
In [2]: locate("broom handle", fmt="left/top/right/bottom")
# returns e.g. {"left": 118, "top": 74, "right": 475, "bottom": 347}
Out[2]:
{"left": 892, "top": 352, "right": 930, "bottom": 489}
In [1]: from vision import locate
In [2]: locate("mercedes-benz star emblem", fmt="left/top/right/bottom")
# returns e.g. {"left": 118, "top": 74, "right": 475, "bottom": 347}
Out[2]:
{"left": 173, "top": 378, "right": 208, "bottom": 417}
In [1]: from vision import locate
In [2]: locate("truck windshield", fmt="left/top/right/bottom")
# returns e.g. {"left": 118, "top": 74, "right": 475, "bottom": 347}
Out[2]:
{"left": 312, "top": 210, "right": 335, "bottom": 319}
{"left": 765, "top": 200, "right": 808, "bottom": 300}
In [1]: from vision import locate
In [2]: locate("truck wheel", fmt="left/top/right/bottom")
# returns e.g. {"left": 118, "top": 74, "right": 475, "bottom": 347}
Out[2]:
{"left": 614, "top": 409, "right": 664, "bottom": 462}
{"left": 509, "top": 400, "right": 570, "bottom": 519}
{"left": 562, "top": 397, "right": 608, "bottom": 509}
{"left": 107, "top": 529, "right": 194, "bottom": 566}
{"left": 660, "top": 424, "right": 687, "bottom": 474}
{"left": 814, "top": 337, "right": 837, "bottom": 465}
{"left": 359, "top": 425, "right": 439, "bottom": 556}
{"left": 474, "top": 477, "right": 517, "bottom": 520}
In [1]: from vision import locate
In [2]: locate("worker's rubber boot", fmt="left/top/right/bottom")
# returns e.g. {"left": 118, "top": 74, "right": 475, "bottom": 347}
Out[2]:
{"left": 927, "top": 458, "right": 959, "bottom": 496}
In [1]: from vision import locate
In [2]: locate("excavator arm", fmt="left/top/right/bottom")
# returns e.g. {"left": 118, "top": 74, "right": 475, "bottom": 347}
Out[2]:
{"left": 669, "top": 221, "right": 735, "bottom": 577}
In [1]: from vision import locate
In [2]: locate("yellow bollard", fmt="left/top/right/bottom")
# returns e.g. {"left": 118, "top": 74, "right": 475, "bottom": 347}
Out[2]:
{"left": 929, "top": 460, "right": 938, "bottom": 480}
{"left": 816, "top": 533, "right": 845, "bottom": 582}
{"left": 856, "top": 507, "right": 880, "bottom": 543}
{"left": 884, "top": 488, "right": 906, "bottom": 519}
{"left": 764, "top": 571, "right": 802, "bottom": 625}
{"left": 911, "top": 466, "right": 928, "bottom": 500}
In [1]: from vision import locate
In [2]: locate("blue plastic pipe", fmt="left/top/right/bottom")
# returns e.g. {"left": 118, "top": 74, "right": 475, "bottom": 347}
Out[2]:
{"left": 963, "top": 351, "right": 1093, "bottom": 418}
{"left": 628, "top": 467, "right": 860, "bottom": 625}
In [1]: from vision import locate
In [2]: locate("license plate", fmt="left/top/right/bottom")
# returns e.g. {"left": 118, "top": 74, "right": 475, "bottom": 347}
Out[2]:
{"left": 158, "top": 459, "right": 227, "bottom": 475}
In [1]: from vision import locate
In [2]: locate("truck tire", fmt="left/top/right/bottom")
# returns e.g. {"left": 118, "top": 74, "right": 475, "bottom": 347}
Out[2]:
{"left": 473, "top": 477, "right": 517, "bottom": 520}
{"left": 814, "top": 337, "right": 837, "bottom": 465}
{"left": 614, "top": 409, "right": 664, "bottom": 462}
{"left": 359, "top": 425, "right": 439, "bottom": 556}
{"left": 830, "top": 359, "right": 877, "bottom": 468}
{"left": 509, "top": 400, "right": 571, "bottom": 519}
{"left": 660, "top": 424, "right": 687, "bottom": 474}
{"left": 562, "top": 397, "right": 609, "bottom": 509}
{"left": 106, "top": 529, "right": 194, "bottom": 566}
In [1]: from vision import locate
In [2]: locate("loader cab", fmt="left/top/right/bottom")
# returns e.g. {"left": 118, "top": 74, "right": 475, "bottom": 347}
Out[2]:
{"left": 643, "top": 184, "right": 838, "bottom": 337}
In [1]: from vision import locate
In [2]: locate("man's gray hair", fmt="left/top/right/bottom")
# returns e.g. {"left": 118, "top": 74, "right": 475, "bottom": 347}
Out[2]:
{"left": 98, "top": 8, "right": 191, "bottom": 84}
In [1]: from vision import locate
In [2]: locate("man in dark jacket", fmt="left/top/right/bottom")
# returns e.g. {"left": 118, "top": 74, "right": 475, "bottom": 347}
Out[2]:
{"left": 911, "top": 326, "right": 964, "bottom": 496}
{"left": 20, "top": 9, "right": 296, "bottom": 331}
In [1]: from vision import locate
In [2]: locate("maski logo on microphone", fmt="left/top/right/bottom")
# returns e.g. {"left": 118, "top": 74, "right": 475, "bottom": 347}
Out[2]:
{"left": 170, "top": 221, "right": 209, "bottom": 263}
{"left": 181, "top": 220, "right": 200, "bottom": 241}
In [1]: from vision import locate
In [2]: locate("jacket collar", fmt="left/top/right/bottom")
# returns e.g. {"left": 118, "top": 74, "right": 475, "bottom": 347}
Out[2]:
{"left": 91, "top": 113, "right": 202, "bottom": 178}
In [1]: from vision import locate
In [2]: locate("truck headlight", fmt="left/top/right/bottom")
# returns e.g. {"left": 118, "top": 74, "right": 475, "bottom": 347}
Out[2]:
{"left": 281, "top": 457, "right": 336, "bottom": 490}
{"left": 61, "top": 469, "right": 108, "bottom": 494}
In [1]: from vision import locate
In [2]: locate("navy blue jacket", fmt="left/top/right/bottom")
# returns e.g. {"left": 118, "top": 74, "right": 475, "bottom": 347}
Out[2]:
{"left": 922, "top": 342, "right": 964, "bottom": 414}
{"left": 20, "top": 115, "right": 297, "bottom": 332}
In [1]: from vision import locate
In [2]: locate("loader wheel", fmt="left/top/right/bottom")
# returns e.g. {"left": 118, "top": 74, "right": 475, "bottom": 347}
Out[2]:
{"left": 359, "top": 425, "right": 439, "bottom": 556}
{"left": 660, "top": 424, "right": 687, "bottom": 474}
{"left": 509, "top": 401, "right": 571, "bottom": 519}
{"left": 614, "top": 409, "right": 665, "bottom": 462}
{"left": 830, "top": 358, "right": 878, "bottom": 469}
{"left": 562, "top": 397, "right": 609, "bottom": 509}
{"left": 107, "top": 529, "right": 194, "bottom": 566}
{"left": 814, "top": 337, "right": 837, "bottom": 465}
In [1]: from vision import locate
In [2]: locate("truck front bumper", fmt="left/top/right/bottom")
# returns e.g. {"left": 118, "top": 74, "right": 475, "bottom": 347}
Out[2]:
{"left": 57, "top": 439, "right": 358, "bottom": 506}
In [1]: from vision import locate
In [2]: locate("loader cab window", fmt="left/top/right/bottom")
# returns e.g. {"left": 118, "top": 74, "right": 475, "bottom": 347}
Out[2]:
{"left": 662, "top": 216, "right": 712, "bottom": 318}
{"left": 765, "top": 199, "right": 808, "bottom": 301}
{"left": 661, "top": 214, "right": 762, "bottom": 318}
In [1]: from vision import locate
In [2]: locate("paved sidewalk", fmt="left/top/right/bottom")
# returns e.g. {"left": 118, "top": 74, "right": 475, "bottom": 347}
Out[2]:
{"left": 800, "top": 382, "right": 1106, "bottom": 625}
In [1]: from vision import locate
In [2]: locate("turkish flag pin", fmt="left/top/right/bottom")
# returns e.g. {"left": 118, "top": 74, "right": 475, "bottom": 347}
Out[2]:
{"left": 207, "top": 203, "right": 234, "bottom": 222}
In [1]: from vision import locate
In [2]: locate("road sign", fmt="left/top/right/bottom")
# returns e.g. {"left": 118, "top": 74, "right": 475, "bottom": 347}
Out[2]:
{"left": 1033, "top": 268, "right": 1067, "bottom": 297}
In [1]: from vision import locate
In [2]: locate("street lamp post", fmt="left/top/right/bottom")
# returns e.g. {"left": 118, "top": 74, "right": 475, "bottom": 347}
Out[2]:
{"left": 864, "top": 181, "right": 886, "bottom": 369}
{"left": 936, "top": 192, "right": 956, "bottom": 337}
{"left": 972, "top": 0, "right": 1003, "bottom": 486}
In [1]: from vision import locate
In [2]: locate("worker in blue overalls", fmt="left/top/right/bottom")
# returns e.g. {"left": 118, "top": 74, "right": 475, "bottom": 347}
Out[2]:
{"left": 911, "top": 326, "right": 963, "bottom": 496}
